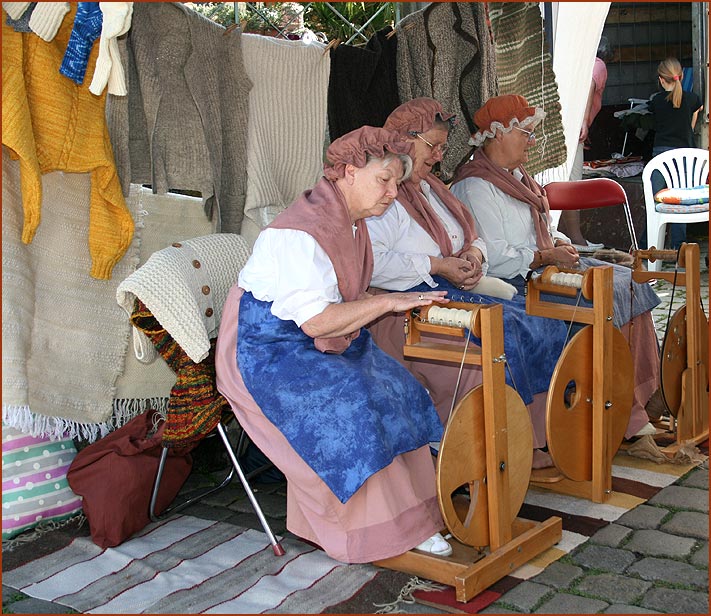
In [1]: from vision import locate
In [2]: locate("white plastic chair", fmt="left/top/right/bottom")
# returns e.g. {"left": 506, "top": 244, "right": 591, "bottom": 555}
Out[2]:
{"left": 642, "top": 148, "right": 709, "bottom": 272}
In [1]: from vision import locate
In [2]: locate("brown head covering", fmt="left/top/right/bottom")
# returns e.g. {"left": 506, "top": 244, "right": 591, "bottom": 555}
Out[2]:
{"left": 383, "top": 98, "right": 478, "bottom": 258}
{"left": 384, "top": 97, "right": 457, "bottom": 135}
{"left": 469, "top": 94, "right": 546, "bottom": 147}
{"left": 323, "top": 126, "right": 412, "bottom": 181}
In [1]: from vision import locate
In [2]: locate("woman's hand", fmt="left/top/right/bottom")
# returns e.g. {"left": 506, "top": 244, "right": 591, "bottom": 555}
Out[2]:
{"left": 539, "top": 244, "right": 580, "bottom": 268}
{"left": 430, "top": 256, "right": 482, "bottom": 290}
{"left": 388, "top": 290, "right": 449, "bottom": 313}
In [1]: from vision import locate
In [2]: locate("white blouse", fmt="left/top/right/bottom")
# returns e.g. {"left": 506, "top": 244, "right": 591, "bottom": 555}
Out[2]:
{"left": 366, "top": 179, "right": 489, "bottom": 291}
{"left": 238, "top": 228, "right": 343, "bottom": 326}
{"left": 450, "top": 173, "right": 570, "bottom": 279}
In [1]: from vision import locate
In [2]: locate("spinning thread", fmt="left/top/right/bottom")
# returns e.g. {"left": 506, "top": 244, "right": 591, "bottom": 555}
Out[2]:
{"left": 427, "top": 306, "right": 475, "bottom": 329}
{"left": 549, "top": 272, "right": 583, "bottom": 288}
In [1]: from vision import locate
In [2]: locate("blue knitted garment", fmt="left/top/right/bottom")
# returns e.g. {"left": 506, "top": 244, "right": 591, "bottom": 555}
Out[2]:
{"left": 59, "top": 2, "right": 102, "bottom": 84}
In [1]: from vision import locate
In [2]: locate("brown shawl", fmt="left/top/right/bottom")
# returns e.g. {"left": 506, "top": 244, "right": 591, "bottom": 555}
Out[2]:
{"left": 453, "top": 149, "right": 555, "bottom": 250}
{"left": 397, "top": 173, "right": 479, "bottom": 257}
{"left": 268, "top": 177, "right": 372, "bottom": 354}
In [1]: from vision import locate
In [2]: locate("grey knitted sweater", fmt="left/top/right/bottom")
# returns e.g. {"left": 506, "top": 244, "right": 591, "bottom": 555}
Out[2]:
{"left": 396, "top": 2, "right": 498, "bottom": 182}
{"left": 106, "top": 2, "right": 252, "bottom": 233}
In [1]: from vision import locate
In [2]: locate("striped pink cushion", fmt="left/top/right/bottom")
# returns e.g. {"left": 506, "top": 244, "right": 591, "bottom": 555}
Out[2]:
{"left": 2, "top": 425, "right": 83, "bottom": 539}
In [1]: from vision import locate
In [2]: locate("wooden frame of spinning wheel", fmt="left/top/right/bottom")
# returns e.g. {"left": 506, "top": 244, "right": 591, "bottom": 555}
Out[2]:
{"left": 374, "top": 301, "right": 562, "bottom": 603}
{"left": 631, "top": 242, "right": 709, "bottom": 455}
{"left": 526, "top": 265, "right": 627, "bottom": 503}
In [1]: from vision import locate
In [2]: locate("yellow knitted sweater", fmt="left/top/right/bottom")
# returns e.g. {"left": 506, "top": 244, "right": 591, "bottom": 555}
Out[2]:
{"left": 2, "top": 7, "right": 134, "bottom": 280}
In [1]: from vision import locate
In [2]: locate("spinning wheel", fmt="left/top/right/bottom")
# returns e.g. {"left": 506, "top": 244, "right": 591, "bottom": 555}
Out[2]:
{"left": 632, "top": 243, "right": 709, "bottom": 453}
{"left": 660, "top": 303, "right": 709, "bottom": 418}
{"left": 437, "top": 385, "right": 532, "bottom": 547}
{"left": 375, "top": 301, "right": 562, "bottom": 603}
{"left": 546, "top": 326, "right": 633, "bottom": 482}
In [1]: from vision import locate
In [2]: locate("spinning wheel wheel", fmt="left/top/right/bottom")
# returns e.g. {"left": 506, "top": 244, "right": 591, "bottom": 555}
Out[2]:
{"left": 661, "top": 304, "right": 710, "bottom": 417}
{"left": 437, "top": 385, "right": 532, "bottom": 547}
{"left": 546, "top": 326, "right": 633, "bottom": 482}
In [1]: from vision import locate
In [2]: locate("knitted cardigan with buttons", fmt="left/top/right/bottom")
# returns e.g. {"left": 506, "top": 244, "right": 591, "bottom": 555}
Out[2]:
{"left": 1, "top": 5, "right": 133, "bottom": 280}
{"left": 106, "top": 2, "right": 251, "bottom": 234}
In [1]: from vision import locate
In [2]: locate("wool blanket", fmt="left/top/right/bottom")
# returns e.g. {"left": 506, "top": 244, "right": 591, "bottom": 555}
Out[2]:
{"left": 2, "top": 151, "right": 141, "bottom": 441}
{"left": 489, "top": 2, "right": 566, "bottom": 178}
{"left": 407, "top": 277, "right": 567, "bottom": 405}
{"left": 237, "top": 292, "right": 443, "bottom": 503}
{"left": 240, "top": 33, "right": 330, "bottom": 249}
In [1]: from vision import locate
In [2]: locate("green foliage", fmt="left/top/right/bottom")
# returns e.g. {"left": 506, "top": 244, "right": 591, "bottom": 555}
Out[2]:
{"left": 190, "top": 2, "right": 395, "bottom": 44}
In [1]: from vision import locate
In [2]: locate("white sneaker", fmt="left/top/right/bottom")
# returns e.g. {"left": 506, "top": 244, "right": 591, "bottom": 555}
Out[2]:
{"left": 415, "top": 532, "right": 453, "bottom": 557}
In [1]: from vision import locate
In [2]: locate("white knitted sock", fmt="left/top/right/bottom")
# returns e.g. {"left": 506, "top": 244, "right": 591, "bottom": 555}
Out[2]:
{"left": 3, "top": 2, "right": 31, "bottom": 20}
{"left": 28, "top": 1, "right": 69, "bottom": 42}
{"left": 89, "top": 2, "right": 133, "bottom": 96}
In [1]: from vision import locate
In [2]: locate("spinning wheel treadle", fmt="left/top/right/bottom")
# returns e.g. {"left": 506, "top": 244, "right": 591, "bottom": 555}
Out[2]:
{"left": 547, "top": 326, "right": 633, "bottom": 482}
{"left": 661, "top": 304, "right": 710, "bottom": 417}
{"left": 437, "top": 385, "right": 532, "bottom": 547}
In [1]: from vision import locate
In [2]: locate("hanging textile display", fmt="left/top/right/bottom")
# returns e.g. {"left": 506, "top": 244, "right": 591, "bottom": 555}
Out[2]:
{"left": 327, "top": 25, "right": 400, "bottom": 141}
{"left": 2, "top": 151, "right": 141, "bottom": 441}
{"left": 106, "top": 2, "right": 251, "bottom": 234}
{"left": 1, "top": 4, "right": 134, "bottom": 280}
{"left": 395, "top": 2, "right": 498, "bottom": 182}
{"left": 489, "top": 2, "right": 566, "bottom": 177}
{"left": 240, "top": 32, "right": 330, "bottom": 248}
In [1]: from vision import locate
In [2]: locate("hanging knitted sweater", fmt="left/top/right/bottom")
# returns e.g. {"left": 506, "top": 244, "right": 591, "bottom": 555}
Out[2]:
{"left": 327, "top": 26, "right": 400, "bottom": 141}
{"left": 395, "top": 2, "right": 498, "bottom": 182}
{"left": 1, "top": 4, "right": 133, "bottom": 280}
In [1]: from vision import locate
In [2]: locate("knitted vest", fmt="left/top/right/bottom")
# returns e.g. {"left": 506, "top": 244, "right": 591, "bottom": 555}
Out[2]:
{"left": 1, "top": 5, "right": 133, "bottom": 280}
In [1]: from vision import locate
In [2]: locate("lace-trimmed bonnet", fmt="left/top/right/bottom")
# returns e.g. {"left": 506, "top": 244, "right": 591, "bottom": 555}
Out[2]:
{"left": 469, "top": 94, "right": 546, "bottom": 147}
{"left": 323, "top": 125, "right": 413, "bottom": 181}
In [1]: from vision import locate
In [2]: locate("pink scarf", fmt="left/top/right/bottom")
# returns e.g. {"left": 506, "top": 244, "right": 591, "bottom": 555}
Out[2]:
{"left": 397, "top": 173, "right": 479, "bottom": 257}
{"left": 268, "top": 178, "right": 373, "bottom": 353}
{"left": 453, "top": 149, "right": 555, "bottom": 250}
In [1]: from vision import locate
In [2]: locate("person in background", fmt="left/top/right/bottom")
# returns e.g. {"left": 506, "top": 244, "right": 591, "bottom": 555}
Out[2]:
{"left": 559, "top": 36, "right": 615, "bottom": 250}
{"left": 367, "top": 98, "right": 569, "bottom": 470}
{"left": 215, "top": 126, "right": 454, "bottom": 563}
{"left": 450, "top": 94, "right": 661, "bottom": 441}
{"left": 647, "top": 56, "right": 704, "bottom": 249}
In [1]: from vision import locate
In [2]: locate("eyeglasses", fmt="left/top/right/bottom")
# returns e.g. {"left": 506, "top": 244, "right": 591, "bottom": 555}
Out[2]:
{"left": 415, "top": 133, "right": 449, "bottom": 155}
{"left": 513, "top": 126, "right": 536, "bottom": 143}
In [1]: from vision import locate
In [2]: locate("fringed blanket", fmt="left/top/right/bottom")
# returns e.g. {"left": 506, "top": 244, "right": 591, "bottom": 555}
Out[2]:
{"left": 489, "top": 2, "right": 566, "bottom": 177}
{"left": 409, "top": 276, "right": 567, "bottom": 405}
{"left": 2, "top": 151, "right": 141, "bottom": 441}
{"left": 237, "top": 292, "right": 443, "bottom": 503}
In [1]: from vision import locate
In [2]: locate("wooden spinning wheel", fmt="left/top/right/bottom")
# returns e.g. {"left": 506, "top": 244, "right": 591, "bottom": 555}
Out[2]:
{"left": 632, "top": 243, "right": 709, "bottom": 454}
{"left": 374, "top": 301, "right": 562, "bottom": 603}
{"left": 546, "top": 326, "right": 633, "bottom": 482}
{"left": 437, "top": 384, "right": 532, "bottom": 547}
{"left": 660, "top": 303, "right": 709, "bottom": 418}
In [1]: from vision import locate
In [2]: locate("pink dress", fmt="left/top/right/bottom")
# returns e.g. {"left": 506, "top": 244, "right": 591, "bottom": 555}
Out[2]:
{"left": 215, "top": 286, "right": 445, "bottom": 564}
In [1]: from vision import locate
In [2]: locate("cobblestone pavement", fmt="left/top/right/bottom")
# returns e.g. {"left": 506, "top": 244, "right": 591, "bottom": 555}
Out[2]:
{"left": 3, "top": 240, "right": 708, "bottom": 615}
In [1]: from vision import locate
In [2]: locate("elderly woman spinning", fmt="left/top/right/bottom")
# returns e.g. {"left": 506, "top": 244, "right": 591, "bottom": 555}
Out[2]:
{"left": 215, "top": 127, "right": 454, "bottom": 563}
{"left": 450, "top": 94, "right": 660, "bottom": 439}
{"left": 366, "top": 98, "right": 568, "bottom": 467}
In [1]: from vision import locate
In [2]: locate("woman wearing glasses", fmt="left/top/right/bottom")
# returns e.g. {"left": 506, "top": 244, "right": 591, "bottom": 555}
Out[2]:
{"left": 366, "top": 98, "right": 568, "bottom": 468}
{"left": 450, "top": 94, "right": 660, "bottom": 440}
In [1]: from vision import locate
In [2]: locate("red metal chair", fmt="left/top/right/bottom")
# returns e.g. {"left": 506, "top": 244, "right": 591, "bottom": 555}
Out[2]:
{"left": 544, "top": 177, "right": 639, "bottom": 251}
